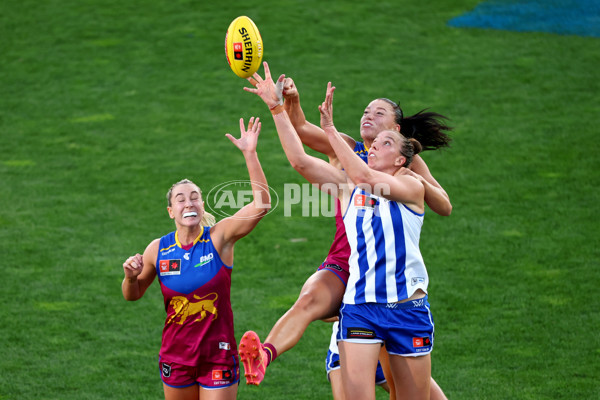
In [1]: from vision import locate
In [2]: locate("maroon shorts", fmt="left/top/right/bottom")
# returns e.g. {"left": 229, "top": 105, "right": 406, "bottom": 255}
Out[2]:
{"left": 317, "top": 262, "right": 350, "bottom": 286}
{"left": 159, "top": 356, "right": 239, "bottom": 389}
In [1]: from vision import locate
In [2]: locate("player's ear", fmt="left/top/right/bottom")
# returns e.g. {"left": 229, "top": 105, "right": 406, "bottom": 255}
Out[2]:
{"left": 394, "top": 156, "right": 406, "bottom": 167}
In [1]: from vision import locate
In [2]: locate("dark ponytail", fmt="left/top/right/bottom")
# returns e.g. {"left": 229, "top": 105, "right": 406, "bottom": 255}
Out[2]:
{"left": 379, "top": 99, "right": 452, "bottom": 151}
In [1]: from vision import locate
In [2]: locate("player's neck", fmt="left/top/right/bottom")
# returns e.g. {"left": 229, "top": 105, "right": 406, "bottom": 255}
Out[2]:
{"left": 176, "top": 226, "right": 202, "bottom": 248}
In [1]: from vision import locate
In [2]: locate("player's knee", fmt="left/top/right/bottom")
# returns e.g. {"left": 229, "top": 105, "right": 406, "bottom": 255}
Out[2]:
{"left": 292, "top": 289, "right": 320, "bottom": 313}
{"left": 289, "top": 275, "right": 341, "bottom": 320}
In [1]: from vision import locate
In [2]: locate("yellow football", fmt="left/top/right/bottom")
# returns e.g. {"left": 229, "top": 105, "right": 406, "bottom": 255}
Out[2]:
{"left": 224, "top": 16, "right": 263, "bottom": 79}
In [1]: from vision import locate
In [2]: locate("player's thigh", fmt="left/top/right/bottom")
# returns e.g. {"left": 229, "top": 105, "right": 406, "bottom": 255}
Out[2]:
{"left": 199, "top": 383, "right": 238, "bottom": 400}
{"left": 339, "top": 341, "right": 380, "bottom": 382}
{"left": 163, "top": 383, "right": 198, "bottom": 400}
{"left": 389, "top": 354, "right": 431, "bottom": 400}
{"left": 296, "top": 269, "right": 345, "bottom": 318}
{"left": 339, "top": 342, "right": 380, "bottom": 400}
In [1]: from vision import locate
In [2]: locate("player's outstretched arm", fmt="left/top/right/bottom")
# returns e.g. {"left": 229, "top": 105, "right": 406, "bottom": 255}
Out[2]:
{"left": 246, "top": 63, "right": 355, "bottom": 161}
{"left": 282, "top": 77, "right": 355, "bottom": 158}
{"left": 245, "top": 62, "right": 346, "bottom": 195}
{"left": 215, "top": 117, "right": 271, "bottom": 245}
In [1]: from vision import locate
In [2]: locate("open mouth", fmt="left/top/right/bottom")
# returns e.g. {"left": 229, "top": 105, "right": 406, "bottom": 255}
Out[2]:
{"left": 183, "top": 212, "right": 198, "bottom": 218}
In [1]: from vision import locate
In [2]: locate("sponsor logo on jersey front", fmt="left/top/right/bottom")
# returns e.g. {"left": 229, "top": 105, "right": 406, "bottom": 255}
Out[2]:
{"left": 159, "top": 259, "right": 181, "bottom": 276}
{"left": 354, "top": 194, "right": 377, "bottom": 209}
{"left": 194, "top": 252, "right": 214, "bottom": 268}
{"left": 160, "top": 247, "right": 176, "bottom": 257}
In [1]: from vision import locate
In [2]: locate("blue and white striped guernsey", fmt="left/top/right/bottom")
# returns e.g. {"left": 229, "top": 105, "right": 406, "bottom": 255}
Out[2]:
{"left": 342, "top": 187, "right": 428, "bottom": 304}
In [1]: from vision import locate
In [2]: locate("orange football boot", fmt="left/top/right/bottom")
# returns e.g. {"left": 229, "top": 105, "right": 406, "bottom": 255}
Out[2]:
{"left": 239, "top": 331, "right": 268, "bottom": 385}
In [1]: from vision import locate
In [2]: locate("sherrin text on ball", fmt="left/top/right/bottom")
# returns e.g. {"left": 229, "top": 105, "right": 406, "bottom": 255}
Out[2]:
{"left": 225, "top": 16, "right": 263, "bottom": 78}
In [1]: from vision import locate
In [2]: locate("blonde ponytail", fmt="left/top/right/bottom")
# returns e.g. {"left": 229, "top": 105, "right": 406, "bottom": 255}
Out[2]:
{"left": 201, "top": 212, "right": 216, "bottom": 227}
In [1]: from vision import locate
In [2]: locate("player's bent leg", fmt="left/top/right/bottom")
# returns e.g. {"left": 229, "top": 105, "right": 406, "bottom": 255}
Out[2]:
{"left": 239, "top": 270, "right": 345, "bottom": 386}
{"left": 339, "top": 341, "right": 380, "bottom": 400}
{"left": 239, "top": 331, "right": 268, "bottom": 386}
{"left": 389, "top": 353, "right": 431, "bottom": 400}
{"left": 265, "top": 270, "right": 345, "bottom": 355}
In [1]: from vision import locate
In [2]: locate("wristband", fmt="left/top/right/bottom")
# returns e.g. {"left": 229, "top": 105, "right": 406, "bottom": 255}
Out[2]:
{"left": 270, "top": 104, "right": 284, "bottom": 115}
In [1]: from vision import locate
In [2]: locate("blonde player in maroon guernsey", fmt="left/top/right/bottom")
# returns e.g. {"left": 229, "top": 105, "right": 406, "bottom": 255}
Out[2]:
{"left": 122, "top": 117, "right": 270, "bottom": 400}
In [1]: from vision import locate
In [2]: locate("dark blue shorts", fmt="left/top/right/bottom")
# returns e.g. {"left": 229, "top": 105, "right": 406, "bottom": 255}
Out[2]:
{"left": 338, "top": 297, "right": 434, "bottom": 356}
{"left": 325, "top": 321, "right": 386, "bottom": 384}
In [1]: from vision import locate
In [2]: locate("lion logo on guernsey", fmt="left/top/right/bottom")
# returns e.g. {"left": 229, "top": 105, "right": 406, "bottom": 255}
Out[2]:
{"left": 167, "top": 293, "right": 218, "bottom": 325}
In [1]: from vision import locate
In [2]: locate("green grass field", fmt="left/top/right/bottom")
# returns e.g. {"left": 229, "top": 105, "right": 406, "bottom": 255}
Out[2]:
{"left": 1, "top": 0, "right": 598, "bottom": 399}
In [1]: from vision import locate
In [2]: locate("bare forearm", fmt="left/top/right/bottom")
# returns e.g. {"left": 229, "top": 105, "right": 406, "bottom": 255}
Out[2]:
{"left": 409, "top": 155, "right": 452, "bottom": 216}
{"left": 122, "top": 277, "right": 141, "bottom": 301}
{"left": 272, "top": 110, "right": 345, "bottom": 190}
{"left": 422, "top": 179, "right": 452, "bottom": 216}
{"left": 243, "top": 151, "right": 270, "bottom": 212}
{"left": 326, "top": 126, "right": 370, "bottom": 183}
{"left": 285, "top": 95, "right": 337, "bottom": 155}
{"left": 284, "top": 95, "right": 306, "bottom": 128}
{"left": 272, "top": 110, "right": 314, "bottom": 170}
